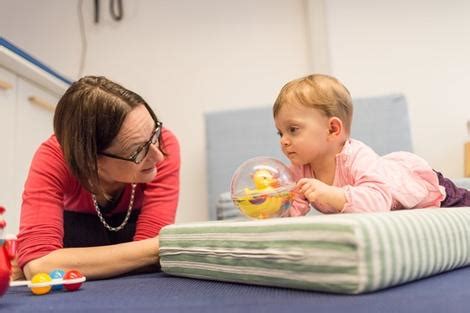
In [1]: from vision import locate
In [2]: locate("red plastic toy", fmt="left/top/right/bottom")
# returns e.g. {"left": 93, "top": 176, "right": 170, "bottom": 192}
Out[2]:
{"left": 1, "top": 206, "right": 86, "bottom": 296}
{"left": 0, "top": 206, "right": 15, "bottom": 297}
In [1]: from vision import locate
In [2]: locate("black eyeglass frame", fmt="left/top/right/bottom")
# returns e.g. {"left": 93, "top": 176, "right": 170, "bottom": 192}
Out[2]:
{"left": 100, "top": 121, "right": 162, "bottom": 164}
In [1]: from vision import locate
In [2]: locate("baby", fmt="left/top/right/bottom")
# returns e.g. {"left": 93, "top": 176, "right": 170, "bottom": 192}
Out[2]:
{"left": 273, "top": 74, "right": 470, "bottom": 215}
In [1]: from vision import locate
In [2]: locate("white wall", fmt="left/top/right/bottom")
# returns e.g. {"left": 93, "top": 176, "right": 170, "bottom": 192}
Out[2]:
{"left": 0, "top": 0, "right": 312, "bottom": 222}
{"left": 325, "top": 0, "right": 470, "bottom": 178}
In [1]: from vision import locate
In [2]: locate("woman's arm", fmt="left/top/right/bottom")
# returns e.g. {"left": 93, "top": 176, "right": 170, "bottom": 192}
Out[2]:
{"left": 134, "top": 129, "right": 180, "bottom": 239}
{"left": 23, "top": 236, "right": 159, "bottom": 280}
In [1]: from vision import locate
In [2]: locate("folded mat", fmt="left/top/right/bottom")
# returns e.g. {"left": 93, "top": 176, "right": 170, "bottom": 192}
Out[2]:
{"left": 159, "top": 207, "right": 470, "bottom": 294}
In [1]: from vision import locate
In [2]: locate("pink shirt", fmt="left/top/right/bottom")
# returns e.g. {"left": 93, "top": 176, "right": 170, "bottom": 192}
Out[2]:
{"left": 289, "top": 138, "right": 446, "bottom": 215}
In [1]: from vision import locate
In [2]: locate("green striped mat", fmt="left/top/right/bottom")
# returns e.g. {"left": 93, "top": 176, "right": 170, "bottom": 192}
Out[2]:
{"left": 159, "top": 207, "right": 470, "bottom": 294}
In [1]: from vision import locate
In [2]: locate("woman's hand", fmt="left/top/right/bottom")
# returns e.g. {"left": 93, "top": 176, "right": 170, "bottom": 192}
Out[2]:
{"left": 10, "top": 257, "right": 25, "bottom": 281}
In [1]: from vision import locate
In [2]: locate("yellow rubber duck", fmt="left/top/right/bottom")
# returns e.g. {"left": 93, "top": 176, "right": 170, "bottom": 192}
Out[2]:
{"left": 236, "top": 169, "right": 289, "bottom": 219}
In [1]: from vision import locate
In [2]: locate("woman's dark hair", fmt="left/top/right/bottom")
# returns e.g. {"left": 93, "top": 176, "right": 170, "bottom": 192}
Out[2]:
{"left": 54, "top": 76, "right": 163, "bottom": 198}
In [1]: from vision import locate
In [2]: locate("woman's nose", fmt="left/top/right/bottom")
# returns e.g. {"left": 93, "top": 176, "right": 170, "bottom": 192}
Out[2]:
{"left": 148, "top": 143, "right": 165, "bottom": 163}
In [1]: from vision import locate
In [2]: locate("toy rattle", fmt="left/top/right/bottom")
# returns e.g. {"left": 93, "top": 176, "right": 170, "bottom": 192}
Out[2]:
{"left": 231, "top": 157, "right": 295, "bottom": 219}
{"left": 10, "top": 269, "right": 86, "bottom": 295}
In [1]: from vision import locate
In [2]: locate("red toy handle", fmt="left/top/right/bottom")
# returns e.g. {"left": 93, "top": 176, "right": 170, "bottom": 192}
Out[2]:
{"left": 0, "top": 245, "right": 11, "bottom": 296}
{"left": 4, "top": 239, "right": 16, "bottom": 260}
{"left": 0, "top": 206, "right": 15, "bottom": 296}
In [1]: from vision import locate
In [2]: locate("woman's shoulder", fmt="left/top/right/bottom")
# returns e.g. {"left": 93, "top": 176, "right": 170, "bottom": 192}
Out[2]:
{"left": 30, "top": 134, "right": 72, "bottom": 178}
{"left": 161, "top": 127, "right": 180, "bottom": 158}
{"left": 24, "top": 134, "right": 77, "bottom": 192}
{"left": 162, "top": 125, "right": 179, "bottom": 144}
{"left": 34, "top": 135, "right": 65, "bottom": 163}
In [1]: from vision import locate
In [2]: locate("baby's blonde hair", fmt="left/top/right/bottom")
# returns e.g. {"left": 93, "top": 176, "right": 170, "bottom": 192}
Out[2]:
{"left": 273, "top": 74, "right": 353, "bottom": 133}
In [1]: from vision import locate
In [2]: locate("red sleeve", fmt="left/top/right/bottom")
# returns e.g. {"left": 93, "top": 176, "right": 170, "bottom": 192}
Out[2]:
{"left": 16, "top": 136, "right": 69, "bottom": 269}
{"left": 134, "top": 128, "right": 180, "bottom": 240}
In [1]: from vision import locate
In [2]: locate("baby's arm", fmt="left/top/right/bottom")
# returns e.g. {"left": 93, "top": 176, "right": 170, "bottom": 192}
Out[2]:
{"left": 341, "top": 179, "right": 393, "bottom": 213}
{"left": 296, "top": 176, "right": 393, "bottom": 213}
{"left": 297, "top": 178, "right": 346, "bottom": 213}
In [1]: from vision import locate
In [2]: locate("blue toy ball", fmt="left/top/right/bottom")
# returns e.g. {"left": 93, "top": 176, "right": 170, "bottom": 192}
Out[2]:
{"left": 49, "top": 269, "right": 65, "bottom": 291}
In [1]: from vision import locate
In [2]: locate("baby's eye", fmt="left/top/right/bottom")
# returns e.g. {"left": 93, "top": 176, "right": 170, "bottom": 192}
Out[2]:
{"left": 276, "top": 131, "right": 283, "bottom": 137}
{"left": 288, "top": 126, "right": 298, "bottom": 134}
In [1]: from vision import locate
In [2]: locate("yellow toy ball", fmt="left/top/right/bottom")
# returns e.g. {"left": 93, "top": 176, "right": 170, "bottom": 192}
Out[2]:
{"left": 231, "top": 157, "right": 295, "bottom": 219}
{"left": 31, "top": 272, "right": 52, "bottom": 295}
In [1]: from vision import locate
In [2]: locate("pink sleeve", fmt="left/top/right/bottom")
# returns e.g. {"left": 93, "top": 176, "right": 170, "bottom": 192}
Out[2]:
{"left": 17, "top": 136, "right": 68, "bottom": 269}
{"left": 341, "top": 155, "right": 393, "bottom": 213}
{"left": 285, "top": 164, "right": 311, "bottom": 217}
{"left": 288, "top": 194, "right": 311, "bottom": 216}
{"left": 134, "top": 129, "right": 180, "bottom": 239}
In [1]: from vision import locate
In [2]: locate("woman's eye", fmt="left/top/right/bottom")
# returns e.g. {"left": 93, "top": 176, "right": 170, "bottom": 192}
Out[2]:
{"left": 126, "top": 147, "right": 139, "bottom": 158}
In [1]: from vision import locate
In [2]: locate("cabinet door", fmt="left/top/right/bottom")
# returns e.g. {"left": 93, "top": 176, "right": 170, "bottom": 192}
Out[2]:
{"left": 13, "top": 78, "right": 58, "bottom": 233}
{"left": 0, "top": 67, "right": 17, "bottom": 234}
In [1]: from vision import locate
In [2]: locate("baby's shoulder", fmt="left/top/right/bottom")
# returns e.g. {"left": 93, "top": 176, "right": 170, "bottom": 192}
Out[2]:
{"left": 343, "top": 138, "right": 379, "bottom": 164}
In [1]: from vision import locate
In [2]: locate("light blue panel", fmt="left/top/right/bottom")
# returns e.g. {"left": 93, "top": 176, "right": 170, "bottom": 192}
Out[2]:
{"left": 351, "top": 94, "right": 413, "bottom": 155}
{"left": 453, "top": 178, "right": 470, "bottom": 190}
{"left": 205, "top": 106, "right": 286, "bottom": 220}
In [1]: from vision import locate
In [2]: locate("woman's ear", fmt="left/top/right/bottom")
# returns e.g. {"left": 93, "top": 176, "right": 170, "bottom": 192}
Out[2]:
{"left": 328, "top": 117, "right": 343, "bottom": 137}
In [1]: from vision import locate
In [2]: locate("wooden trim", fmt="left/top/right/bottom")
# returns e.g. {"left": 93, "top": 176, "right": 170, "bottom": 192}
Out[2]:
{"left": 28, "top": 96, "right": 55, "bottom": 112}
{"left": 465, "top": 142, "right": 470, "bottom": 177}
{"left": 0, "top": 79, "right": 13, "bottom": 90}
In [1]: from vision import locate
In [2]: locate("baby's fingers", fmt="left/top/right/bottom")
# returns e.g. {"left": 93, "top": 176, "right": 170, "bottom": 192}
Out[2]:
{"left": 296, "top": 178, "right": 312, "bottom": 190}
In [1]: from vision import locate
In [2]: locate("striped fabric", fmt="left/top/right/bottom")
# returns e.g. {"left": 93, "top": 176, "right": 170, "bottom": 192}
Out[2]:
{"left": 160, "top": 207, "right": 470, "bottom": 294}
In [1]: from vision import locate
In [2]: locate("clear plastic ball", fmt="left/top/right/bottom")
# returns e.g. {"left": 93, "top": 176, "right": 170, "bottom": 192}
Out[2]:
{"left": 230, "top": 157, "right": 295, "bottom": 219}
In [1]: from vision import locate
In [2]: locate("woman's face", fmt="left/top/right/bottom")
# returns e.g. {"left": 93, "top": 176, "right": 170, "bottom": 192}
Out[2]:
{"left": 97, "top": 105, "right": 164, "bottom": 185}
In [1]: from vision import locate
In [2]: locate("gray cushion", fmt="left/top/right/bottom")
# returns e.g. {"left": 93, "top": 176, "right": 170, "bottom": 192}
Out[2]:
{"left": 453, "top": 178, "right": 470, "bottom": 190}
{"left": 351, "top": 94, "right": 413, "bottom": 155}
{"left": 160, "top": 207, "right": 470, "bottom": 294}
{"left": 205, "top": 107, "right": 286, "bottom": 220}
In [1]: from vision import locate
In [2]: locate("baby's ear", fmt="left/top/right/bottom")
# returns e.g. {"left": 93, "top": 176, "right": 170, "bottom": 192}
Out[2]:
{"left": 328, "top": 117, "right": 343, "bottom": 136}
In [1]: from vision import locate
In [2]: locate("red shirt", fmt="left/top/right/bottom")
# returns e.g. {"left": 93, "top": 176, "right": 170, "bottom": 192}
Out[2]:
{"left": 16, "top": 129, "right": 180, "bottom": 268}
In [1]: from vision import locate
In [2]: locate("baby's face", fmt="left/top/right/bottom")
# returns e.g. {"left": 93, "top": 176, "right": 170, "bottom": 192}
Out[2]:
{"left": 274, "top": 102, "right": 331, "bottom": 166}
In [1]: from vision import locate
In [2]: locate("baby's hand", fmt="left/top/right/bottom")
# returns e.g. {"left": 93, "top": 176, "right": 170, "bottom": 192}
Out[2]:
{"left": 296, "top": 178, "right": 330, "bottom": 204}
{"left": 296, "top": 178, "right": 346, "bottom": 213}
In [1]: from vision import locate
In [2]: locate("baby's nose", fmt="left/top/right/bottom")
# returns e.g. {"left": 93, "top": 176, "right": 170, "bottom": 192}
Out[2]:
{"left": 280, "top": 137, "right": 290, "bottom": 146}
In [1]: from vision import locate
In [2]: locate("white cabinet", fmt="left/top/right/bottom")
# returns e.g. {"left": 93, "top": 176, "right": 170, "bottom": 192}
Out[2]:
{"left": 0, "top": 67, "right": 59, "bottom": 234}
{"left": 15, "top": 76, "right": 56, "bottom": 203}
{"left": 0, "top": 67, "right": 17, "bottom": 232}
{"left": 0, "top": 39, "right": 68, "bottom": 234}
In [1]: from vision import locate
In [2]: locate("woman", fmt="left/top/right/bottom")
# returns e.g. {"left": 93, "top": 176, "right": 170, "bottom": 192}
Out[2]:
{"left": 15, "top": 76, "right": 180, "bottom": 280}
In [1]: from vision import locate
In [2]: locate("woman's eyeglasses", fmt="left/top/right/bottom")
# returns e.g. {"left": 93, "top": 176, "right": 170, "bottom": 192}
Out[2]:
{"left": 101, "top": 121, "right": 162, "bottom": 164}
